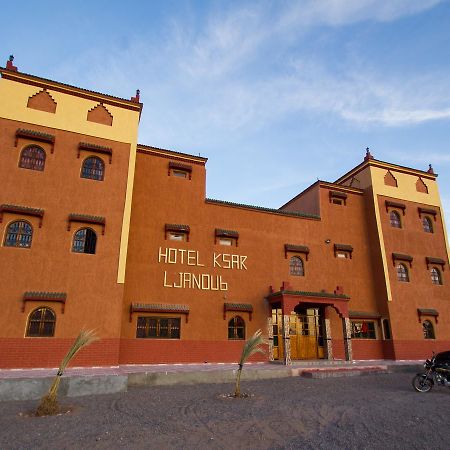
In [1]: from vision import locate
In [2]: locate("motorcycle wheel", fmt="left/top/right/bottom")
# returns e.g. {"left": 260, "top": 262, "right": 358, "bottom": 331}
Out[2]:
{"left": 412, "top": 374, "right": 433, "bottom": 393}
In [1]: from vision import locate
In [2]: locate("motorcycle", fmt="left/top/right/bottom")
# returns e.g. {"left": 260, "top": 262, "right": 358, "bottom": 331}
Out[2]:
{"left": 412, "top": 351, "right": 450, "bottom": 392}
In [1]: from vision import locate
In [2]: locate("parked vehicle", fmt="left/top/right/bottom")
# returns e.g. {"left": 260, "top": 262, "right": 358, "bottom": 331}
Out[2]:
{"left": 412, "top": 351, "right": 450, "bottom": 392}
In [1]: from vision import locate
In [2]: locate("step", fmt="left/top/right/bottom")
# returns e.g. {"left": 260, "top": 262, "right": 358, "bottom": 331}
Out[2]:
{"left": 299, "top": 365, "right": 388, "bottom": 379}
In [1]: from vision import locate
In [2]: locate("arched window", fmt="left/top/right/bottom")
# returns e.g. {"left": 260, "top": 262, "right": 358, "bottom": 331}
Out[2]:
{"left": 423, "top": 320, "right": 435, "bottom": 339}
{"left": 422, "top": 217, "right": 433, "bottom": 233}
{"left": 289, "top": 256, "right": 304, "bottom": 276}
{"left": 431, "top": 267, "right": 442, "bottom": 285}
{"left": 81, "top": 156, "right": 105, "bottom": 181}
{"left": 72, "top": 228, "right": 97, "bottom": 254}
{"left": 19, "top": 145, "right": 46, "bottom": 171}
{"left": 396, "top": 263, "right": 409, "bottom": 282}
{"left": 3, "top": 220, "right": 33, "bottom": 248}
{"left": 26, "top": 307, "right": 56, "bottom": 337}
{"left": 390, "top": 211, "right": 401, "bottom": 228}
{"left": 228, "top": 316, "right": 245, "bottom": 340}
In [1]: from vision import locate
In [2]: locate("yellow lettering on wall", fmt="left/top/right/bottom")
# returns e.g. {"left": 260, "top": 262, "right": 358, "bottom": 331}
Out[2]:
{"left": 240, "top": 255, "right": 247, "bottom": 270}
{"left": 187, "top": 250, "right": 196, "bottom": 266}
{"left": 183, "top": 272, "right": 192, "bottom": 288}
{"left": 192, "top": 273, "right": 201, "bottom": 289}
{"left": 173, "top": 272, "right": 183, "bottom": 288}
{"left": 220, "top": 278, "right": 228, "bottom": 291}
{"left": 210, "top": 276, "right": 219, "bottom": 291}
{"left": 163, "top": 271, "right": 172, "bottom": 287}
{"left": 201, "top": 274, "right": 210, "bottom": 290}
{"left": 168, "top": 248, "right": 177, "bottom": 264}
{"left": 196, "top": 251, "right": 205, "bottom": 267}
{"left": 222, "top": 253, "right": 231, "bottom": 269}
{"left": 159, "top": 247, "right": 168, "bottom": 263}
{"left": 179, "top": 249, "right": 186, "bottom": 264}
{"left": 213, "top": 253, "right": 222, "bottom": 268}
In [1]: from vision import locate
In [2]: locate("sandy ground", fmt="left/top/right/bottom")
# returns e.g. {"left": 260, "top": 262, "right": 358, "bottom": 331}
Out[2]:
{"left": 0, "top": 372, "right": 449, "bottom": 449}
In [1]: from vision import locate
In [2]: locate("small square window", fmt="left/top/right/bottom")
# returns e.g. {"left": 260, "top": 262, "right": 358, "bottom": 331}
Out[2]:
{"left": 169, "top": 233, "right": 185, "bottom": 241}
{"left": 219, "top": 238, "right": 233, "bottom": 246}
{"left": 336, "top": 252, "right": 348, "bottom": 259}
{"left": 172, "top": 170, "right": 188, "bottom": 178}
{"left": 332, "top": 198, "right": 343, "bottom": 205}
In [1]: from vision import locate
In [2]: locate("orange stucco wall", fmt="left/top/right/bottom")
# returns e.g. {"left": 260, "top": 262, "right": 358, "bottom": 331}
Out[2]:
{"left": 1, "top": 68, "right": 449, "bottom": 369}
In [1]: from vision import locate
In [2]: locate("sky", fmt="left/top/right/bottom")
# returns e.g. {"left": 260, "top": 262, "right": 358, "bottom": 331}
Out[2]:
{"left": 2, "top": 0, "right": 450, "bottom": 227}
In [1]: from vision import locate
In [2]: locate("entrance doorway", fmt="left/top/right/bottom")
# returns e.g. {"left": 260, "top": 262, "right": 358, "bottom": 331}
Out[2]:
{"left": 272, "top": 307, "right": 325, "bottom": 360}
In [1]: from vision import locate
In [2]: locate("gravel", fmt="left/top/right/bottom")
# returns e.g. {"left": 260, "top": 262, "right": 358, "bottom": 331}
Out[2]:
{"left": 0, "top": 372, "right": 449, "bottom": 449}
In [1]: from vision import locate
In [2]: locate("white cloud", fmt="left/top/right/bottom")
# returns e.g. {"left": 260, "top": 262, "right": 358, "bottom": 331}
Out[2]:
{"left": 278, "top": 0, "right": 444, "bottom": 29}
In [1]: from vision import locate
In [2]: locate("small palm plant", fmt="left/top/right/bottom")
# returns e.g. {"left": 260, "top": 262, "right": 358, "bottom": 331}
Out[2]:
{"left": 36, "top": 329, "right": 98, "bottom": 416}
{"left": 234, "top": 329, "right": 266, "bottom": 397}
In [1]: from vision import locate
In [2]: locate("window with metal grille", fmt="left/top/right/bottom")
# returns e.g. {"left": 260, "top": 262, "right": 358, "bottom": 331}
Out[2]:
{"left": 72, "top": 228, "right": 97, "bottom": 254}
{"left": 3, "top": 220, "right": 33, "bottom": 248}
{"left": 422, "top": 216, "right": 433, "bottom": 233}
{"left": 228, "top": 316, "right": 245, "bottom": 340}
{"left": 389, "top": 210, "right": 401, "bottom": 228}
{"left": 26, "top": 307, "right": 56, "bottom": 337}
{"left": 81, "top": 156, "right": 105, "bottom": 181}
{"left": 423, "top": 320, "right": 435, "bottom": 339}
{"left": 431, "top": 267, "right": 442, "bottom": 285}
{"left": 19, "top": 145, "right": 46, "bottom": 171}
{"left": 136, "top": 317, "right": 181, "bottom": 339}
{"left": 351, "top": 321, "right": 376, "bottom": 339}
{"left": 289, "top": 256, "right": 304, "bottom": 276}
{"left": 396, "top": 263, "right": 409, "bottom": 282}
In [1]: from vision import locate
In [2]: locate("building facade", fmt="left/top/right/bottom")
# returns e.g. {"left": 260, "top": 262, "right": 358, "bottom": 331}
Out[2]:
{"left": 1, "top": 59, "right": 449, "bottom": 369}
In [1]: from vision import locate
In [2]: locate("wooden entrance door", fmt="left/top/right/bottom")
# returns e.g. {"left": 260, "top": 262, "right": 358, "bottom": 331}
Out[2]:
{"left": 290, "top": 308, "right": 324, "bottom": 360}
{"left": 271, "top": 307, "right": 324, "bottom": 360}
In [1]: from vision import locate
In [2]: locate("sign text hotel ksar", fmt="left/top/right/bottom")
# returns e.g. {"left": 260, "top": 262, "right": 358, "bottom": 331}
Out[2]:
{"left": 158, "top": 247, "right": 247, "bottom": 291}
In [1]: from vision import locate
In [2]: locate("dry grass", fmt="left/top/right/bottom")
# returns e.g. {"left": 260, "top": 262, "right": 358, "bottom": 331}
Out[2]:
{"left": 35, "top": 329, "right": 98, "bottom": 416}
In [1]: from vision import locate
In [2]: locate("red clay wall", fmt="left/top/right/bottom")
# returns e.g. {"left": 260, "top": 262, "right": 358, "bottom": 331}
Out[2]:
{"left": 0, "top": 338, "right": 120, "bottom": 368}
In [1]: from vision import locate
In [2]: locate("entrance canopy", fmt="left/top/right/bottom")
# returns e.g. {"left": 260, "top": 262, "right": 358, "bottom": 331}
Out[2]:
{"left": 266, "top": 286, "right": 350, "bottom": 318}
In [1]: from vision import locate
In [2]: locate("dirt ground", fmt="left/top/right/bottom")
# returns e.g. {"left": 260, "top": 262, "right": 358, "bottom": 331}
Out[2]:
{"left": 0, "top": 372, "right": 448, "bottom": 449}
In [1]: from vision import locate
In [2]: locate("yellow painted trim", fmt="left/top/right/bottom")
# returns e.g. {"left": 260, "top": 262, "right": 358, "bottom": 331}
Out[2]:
{"left": 371, "top": 188, "right": 393, "bottom": 302}
{"left": 117, "top": 138, "right": 138, "bottom": 284}
{"left": 435, "top": 185, "right": 450, "bottom": 264}
{"left": 336, "top": 159, "right": 437, "bottom": 185}
{"left": 1, "top": 69, "right": 141, "bottom": 112}
{"left": 0, "top": 78, "right": 139, "bottom": 144}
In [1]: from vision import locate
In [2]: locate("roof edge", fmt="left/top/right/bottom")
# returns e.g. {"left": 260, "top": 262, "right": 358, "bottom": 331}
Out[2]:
{"left": 206, "top": 198, "right": 320, "bottom": 220}
{"left": 137, "top": 144, "right": 208, "bottom": 164}
{"left": 0, "top": 68, "right": 143, "bottom": 112}
{"left": 335, "top": 158, "right": 438, "bottom": 185}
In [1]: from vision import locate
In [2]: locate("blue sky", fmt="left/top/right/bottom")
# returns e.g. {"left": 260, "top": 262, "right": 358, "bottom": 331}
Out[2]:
{"left": 2, "top": 0, "right": 450, "bottom": 227}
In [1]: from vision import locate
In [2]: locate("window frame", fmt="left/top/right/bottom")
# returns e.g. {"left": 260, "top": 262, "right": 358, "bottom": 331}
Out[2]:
{"left": 80, "top": 155, "right": 105, "bottom": 181}
{"left": 422, "top": 216, "right": 433, "bottom": 233}
{"left": 351, "top": 320, "right": 376, "bottom": 339}
{"left": 26, "top": 307, "right": 56, "bottom": 337}
{"left": 72, "top": 227, "right": 97, "bottom": 254}
{"left": 389, "top": 210, "right": 402, "bottom": 228}
{"left": 3, "top": 220, "right": 33, "bottom": 248}
{"left": 396, "top": 263, "right": 410, "bottom": 282}
{"left": 289, "top": 256, "right": 305, "bottom": 276}
{"left": 228, "top": 316, "right": 246, "bottom": 340}
{"left": 19, "top": 144, "right": 46, "bottom": 172}
{"left": 423, "top": 320, "right": 435, "bottom": 340}
{"left": 136, "top": 316, "right": 181, "bottom": 339}
{"left": 430, "top": 267, "right": 442, "bottom": 285}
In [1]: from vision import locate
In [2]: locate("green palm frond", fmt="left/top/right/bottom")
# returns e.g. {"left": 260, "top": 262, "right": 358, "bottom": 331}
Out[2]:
{"left": 238, "top": 329, "right": 266, "bottom": 366}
